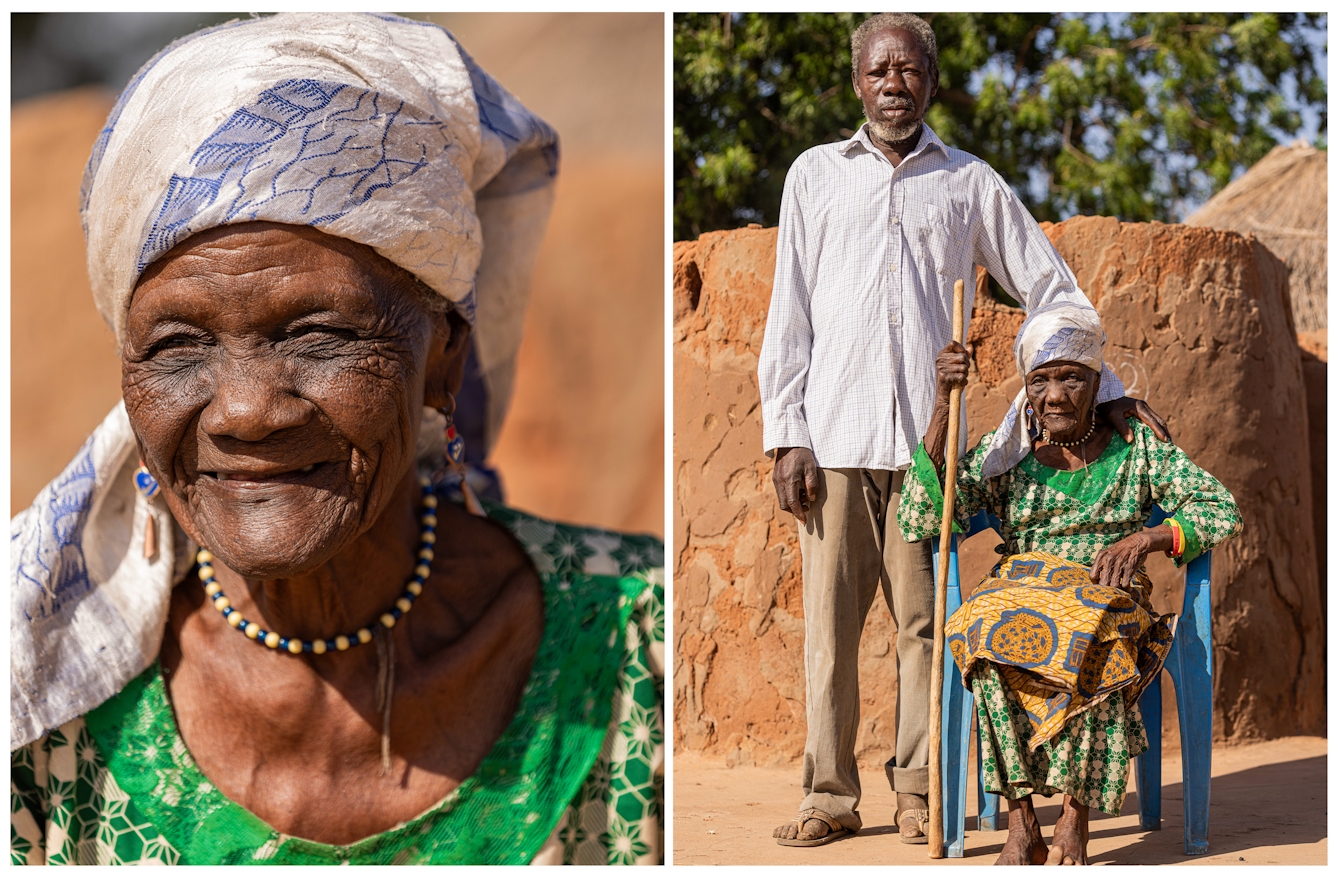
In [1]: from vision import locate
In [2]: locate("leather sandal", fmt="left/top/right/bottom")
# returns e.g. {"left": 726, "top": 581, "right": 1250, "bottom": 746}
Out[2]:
{"left": 898, "top": 807, "right": 930, "bottom": 844}
{"left": 775, "top": 808, "right": 853, "bottom": 847}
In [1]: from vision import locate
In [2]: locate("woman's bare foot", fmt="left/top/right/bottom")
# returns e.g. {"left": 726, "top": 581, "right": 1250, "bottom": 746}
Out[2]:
{"left": 1045, "top": 797, "right": 1089, "bottom": 865}
{"left": 996, "top": 796, "right": 1048, "bottom": 865}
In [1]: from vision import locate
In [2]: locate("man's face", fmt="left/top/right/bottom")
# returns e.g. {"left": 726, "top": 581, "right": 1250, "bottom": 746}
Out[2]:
{"left": 852, "top": 27, "right": 938, "bottom": 144}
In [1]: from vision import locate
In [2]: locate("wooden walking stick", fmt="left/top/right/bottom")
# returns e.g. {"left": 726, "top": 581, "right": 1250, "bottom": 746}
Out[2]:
{"left": 928, "top": 278, "right": 966, "bottom": 858}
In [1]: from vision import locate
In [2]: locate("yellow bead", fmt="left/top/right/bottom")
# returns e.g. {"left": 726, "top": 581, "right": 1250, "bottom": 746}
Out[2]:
{"left": 312, "top": 640, "right": 327, "bottom": 655}
{"left": 418, "top": 548, "right": 434, "bottom": 561}
{"left": 414, "top": 564, "right": 431, "bottom": 579}
{"left": 422, "top": 495, "right": 438, "bottom": 509}
{"left": 197, "top": 565, "right": 215, "bottom": 580}
{"left": 357, "top": 628, "right": 372, "bottom": 644}
{"left": 396, "top": 598, "right": 412, "bottom": 613}
{"left": 287, "top": 639, "right": 304, "bottom": 654}
{"left": 204, "top": 581, "right": 222, "bottom": 596}
{"left": 422, "top": 532, "right": 436, "bottom": 544}
{"left": 212, "top": 596, "right": 230, "bottom": 611}
{"left": 335, "top": 635, "right": 351, "bottom": 651}
{"left": 380, "top": 613, "right": 396, "bottom": 628}
{"left": 264, "top": 632, "right": 281, "bottom": 649}
{"left": 407, "top": 582, "right": 423, "bottom": 596}
{"left": 227, "top": 612, "right": 244, "bottom": 628}
{"left": 423, "top": 514, "right": 437, "bottom": 527}
{"left": 418, "top": 474, "right": 431, "bottom": 487}
{"left": 245, "top": 623, "right": 260, "bottom": 639}
{"left": 196, "top": 550, "right": 213, "bottom": 564}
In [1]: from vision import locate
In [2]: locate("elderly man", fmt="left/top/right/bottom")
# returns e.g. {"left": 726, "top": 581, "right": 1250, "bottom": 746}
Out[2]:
{"left": 760, "top": 13, "right": 1167, "bottom": 848}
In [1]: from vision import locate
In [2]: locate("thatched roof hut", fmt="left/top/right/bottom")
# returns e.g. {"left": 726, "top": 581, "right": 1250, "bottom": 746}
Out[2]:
{"left": 1185, "top": 141, "right": 1327, "bottom": 331}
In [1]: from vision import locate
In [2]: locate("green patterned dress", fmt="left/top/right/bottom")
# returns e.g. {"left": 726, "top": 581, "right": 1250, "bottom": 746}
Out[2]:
{"left": 11, "top": 504, "right": 664, "bottom": 865}
{"left": 899, "top": 423, "right": 1240, "bottom": 813}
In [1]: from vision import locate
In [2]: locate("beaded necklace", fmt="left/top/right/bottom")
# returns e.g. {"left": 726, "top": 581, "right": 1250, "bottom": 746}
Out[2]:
{"left": 1041, "top": 420, "right": 1096, "bottom": 448}
{"left": 197, "top": 477, "right": 439, "bottom": 655}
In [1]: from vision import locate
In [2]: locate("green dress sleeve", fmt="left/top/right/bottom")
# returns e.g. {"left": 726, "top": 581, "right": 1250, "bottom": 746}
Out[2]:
{"left": 1140, "top": 425, "right": 1243, "bottom": 565}
{"left": 898, "top": 431, "right": 1003, "bottom": 543}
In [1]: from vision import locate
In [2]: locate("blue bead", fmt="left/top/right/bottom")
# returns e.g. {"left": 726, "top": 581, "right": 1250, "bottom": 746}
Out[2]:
{"left": 257, "top": 629, "right": 268, "bottom": 640}
{"left": 326, "top": 640, "right": 337, "bottom": 651}
{"left": 134, "top": 468, "right": 160, "bottom": 500}
{"left": 222, "top": 607, "right": 232, "bottom": 617}
{"left": 278, "top": 637, "right": 289, "bottom": 650}
{"left": 391, "top": 607, "right": 403, "bottom": 620}
{"left": 303, "top": 641, "right": 314, "bottom": 652}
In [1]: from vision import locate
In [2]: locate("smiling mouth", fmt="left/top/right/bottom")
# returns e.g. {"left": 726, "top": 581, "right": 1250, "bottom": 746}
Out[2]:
{"left": 201, "top": 463, "right": 324, "bottom": 484}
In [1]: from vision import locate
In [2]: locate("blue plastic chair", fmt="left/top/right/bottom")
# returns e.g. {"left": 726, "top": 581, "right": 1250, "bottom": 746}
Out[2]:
{"left": 933, "top": 507, "right": 1213, "bottom": 857}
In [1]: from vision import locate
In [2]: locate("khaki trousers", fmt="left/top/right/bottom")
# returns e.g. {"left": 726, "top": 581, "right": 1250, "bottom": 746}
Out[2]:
{"left": 796, "top": 468, "right": 935, "bottom": 831}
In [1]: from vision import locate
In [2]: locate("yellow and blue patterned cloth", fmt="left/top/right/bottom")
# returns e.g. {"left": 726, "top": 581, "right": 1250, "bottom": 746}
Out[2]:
{"left": 946, "top": 551, "right": 1174, "bottom": 749}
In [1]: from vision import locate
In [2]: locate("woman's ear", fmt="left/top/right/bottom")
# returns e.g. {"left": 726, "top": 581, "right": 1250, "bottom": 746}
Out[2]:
{"left": 424, "top": 309, "right": 471, "bottom": 410}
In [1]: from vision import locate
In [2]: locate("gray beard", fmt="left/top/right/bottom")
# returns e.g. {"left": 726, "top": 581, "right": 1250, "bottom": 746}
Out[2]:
{"left": 868, "top": 116, "right": 921, "bottom": 145}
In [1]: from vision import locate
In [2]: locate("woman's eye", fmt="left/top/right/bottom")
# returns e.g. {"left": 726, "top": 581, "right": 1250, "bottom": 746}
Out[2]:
{"left": 148, "top": 334, "right": 204, "bottom": 356}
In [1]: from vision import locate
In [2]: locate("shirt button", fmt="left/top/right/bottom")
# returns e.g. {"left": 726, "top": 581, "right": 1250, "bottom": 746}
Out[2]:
{"left": 891, "top": 216, "right": 900, "bottom": 225}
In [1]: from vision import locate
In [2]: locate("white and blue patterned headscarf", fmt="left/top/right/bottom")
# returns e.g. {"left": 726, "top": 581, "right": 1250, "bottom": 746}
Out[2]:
{"left": 977, "top": 303, "right": 1107, "bottom": 479}
{"left": 13, "top": 13, "right": 557, "bottom": 749}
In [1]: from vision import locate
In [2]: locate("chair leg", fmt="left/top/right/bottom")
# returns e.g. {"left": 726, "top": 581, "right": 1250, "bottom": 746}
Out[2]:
{"left": 940, "top": 657, "right": 972, "bottom": 858}
{"left": 1135, "top": 672, "right": 1163, "bottom": 831}
{"left": 1167, "top": 633, "right": 1213, "bottom": 855}
{"left": 934, "top": 535, "right": 971, "bottom": 858}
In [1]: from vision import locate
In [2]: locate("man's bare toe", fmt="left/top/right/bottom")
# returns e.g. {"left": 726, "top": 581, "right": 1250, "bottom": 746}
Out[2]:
{"left": 796, "top": 818, "right": 830, "bottom": 841}
{"left": 773, "top": 820, "right": 797, "bottom": 840}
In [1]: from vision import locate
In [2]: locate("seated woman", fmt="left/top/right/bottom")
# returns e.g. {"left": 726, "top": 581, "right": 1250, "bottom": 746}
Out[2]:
{"left": 899, "top": 304, "right": 1240, "bottom": 865}
{"left": 11, "top": 14, "right": 661, "bottom": 866}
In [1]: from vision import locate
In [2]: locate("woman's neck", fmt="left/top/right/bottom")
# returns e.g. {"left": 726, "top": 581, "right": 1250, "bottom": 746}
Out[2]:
{"left": 1034, "top": 423, "right": 1115, "bottom": 472}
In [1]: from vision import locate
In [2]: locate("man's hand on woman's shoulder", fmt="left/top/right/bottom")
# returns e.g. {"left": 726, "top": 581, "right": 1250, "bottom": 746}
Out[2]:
{"left": 1096, "top": 396, "right": 1173, "bottom": 444}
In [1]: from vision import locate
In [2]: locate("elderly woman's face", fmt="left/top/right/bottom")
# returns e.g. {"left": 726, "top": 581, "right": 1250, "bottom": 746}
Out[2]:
{"left": 122, "top": 223, "right": 465, "bottom": 577}
{"left": 1025, "top": 360, "right": 1100, "bottom": 439}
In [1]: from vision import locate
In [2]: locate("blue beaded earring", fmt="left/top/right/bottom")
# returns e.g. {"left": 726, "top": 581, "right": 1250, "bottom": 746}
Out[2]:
{"left": 134, "top": 461, "right": 160, "bottom": 559}
{"left": 439, "top": 400, "right": 484, "bottom": 517}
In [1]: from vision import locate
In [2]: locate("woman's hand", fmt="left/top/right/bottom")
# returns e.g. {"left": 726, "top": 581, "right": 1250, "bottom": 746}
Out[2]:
{"left": 934, "top": 341, "right": 972, "bottom": 401}
{"left": 1089, "top": 525, "right": 1174, "bottom": 589}
{"left": 925, "top": 342, "right": 973, "bottom": 468}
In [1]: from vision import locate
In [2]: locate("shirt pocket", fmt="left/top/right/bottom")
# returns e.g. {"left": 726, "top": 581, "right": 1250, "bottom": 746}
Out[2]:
{"left": 917, "top": 201, "right": 970, "bottom": 276}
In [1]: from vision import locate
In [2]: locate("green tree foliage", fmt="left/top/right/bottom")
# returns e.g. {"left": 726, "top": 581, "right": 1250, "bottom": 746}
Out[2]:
{"left": 674, "top": 12, "right": 1327, "bottom": 239}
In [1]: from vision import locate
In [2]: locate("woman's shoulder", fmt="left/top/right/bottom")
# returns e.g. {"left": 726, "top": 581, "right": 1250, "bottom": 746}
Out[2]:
{"left": 482, "top": 502, "right": 664, "bottom": 585}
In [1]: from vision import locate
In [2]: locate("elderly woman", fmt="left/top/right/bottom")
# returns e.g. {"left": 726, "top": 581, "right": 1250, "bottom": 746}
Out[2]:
{"left": 899, "top": 304, "right": 1240, "bottom": 865}
{"left": 11, "top": 15, "right": 662, "bottom": 866}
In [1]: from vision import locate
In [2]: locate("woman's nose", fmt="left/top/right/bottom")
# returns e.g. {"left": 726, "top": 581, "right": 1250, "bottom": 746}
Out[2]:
{"left": 198, "top": 356, "right": 314, "bottom": 442}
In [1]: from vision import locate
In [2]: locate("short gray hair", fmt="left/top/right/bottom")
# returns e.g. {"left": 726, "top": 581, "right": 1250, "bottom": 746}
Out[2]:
{"left": 850, "top": 13, "right": 938, "bottom": 78}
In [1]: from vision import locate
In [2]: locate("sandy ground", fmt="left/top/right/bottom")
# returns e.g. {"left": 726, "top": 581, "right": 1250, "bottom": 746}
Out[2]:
{"left": 673, "top": 736, "right": 1326, "bottom": 865}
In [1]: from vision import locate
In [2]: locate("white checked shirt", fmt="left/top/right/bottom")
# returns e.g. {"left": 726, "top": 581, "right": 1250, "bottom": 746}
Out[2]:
{"left": 758, "top": 123, "right": 1123, "bottom": 470}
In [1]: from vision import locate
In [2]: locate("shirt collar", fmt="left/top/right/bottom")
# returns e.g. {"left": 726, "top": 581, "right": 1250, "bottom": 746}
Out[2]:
{"left": 838, "top": 121, "right": 948, "bottom": 163}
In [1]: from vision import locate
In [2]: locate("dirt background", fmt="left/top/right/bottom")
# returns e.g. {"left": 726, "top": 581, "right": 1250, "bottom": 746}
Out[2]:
{"left": 10, "top": 13, "right": 665, "bottom": 538}
{"left": 673, "top": 736, "right": 1327, "bottom": 864}
{"left": 672, "top": 220, "right": 1325, "bottom": 766}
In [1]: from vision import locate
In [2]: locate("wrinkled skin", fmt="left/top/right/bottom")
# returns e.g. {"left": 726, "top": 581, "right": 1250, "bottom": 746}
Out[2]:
{"left": 125, "top": 222, "right": 544, "bottom": 844}
{"left": 771, "top": 447, "right": 821, "bottom": 526}
{"left": 851, "top": 26, "right": 939, "bottom": 167}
